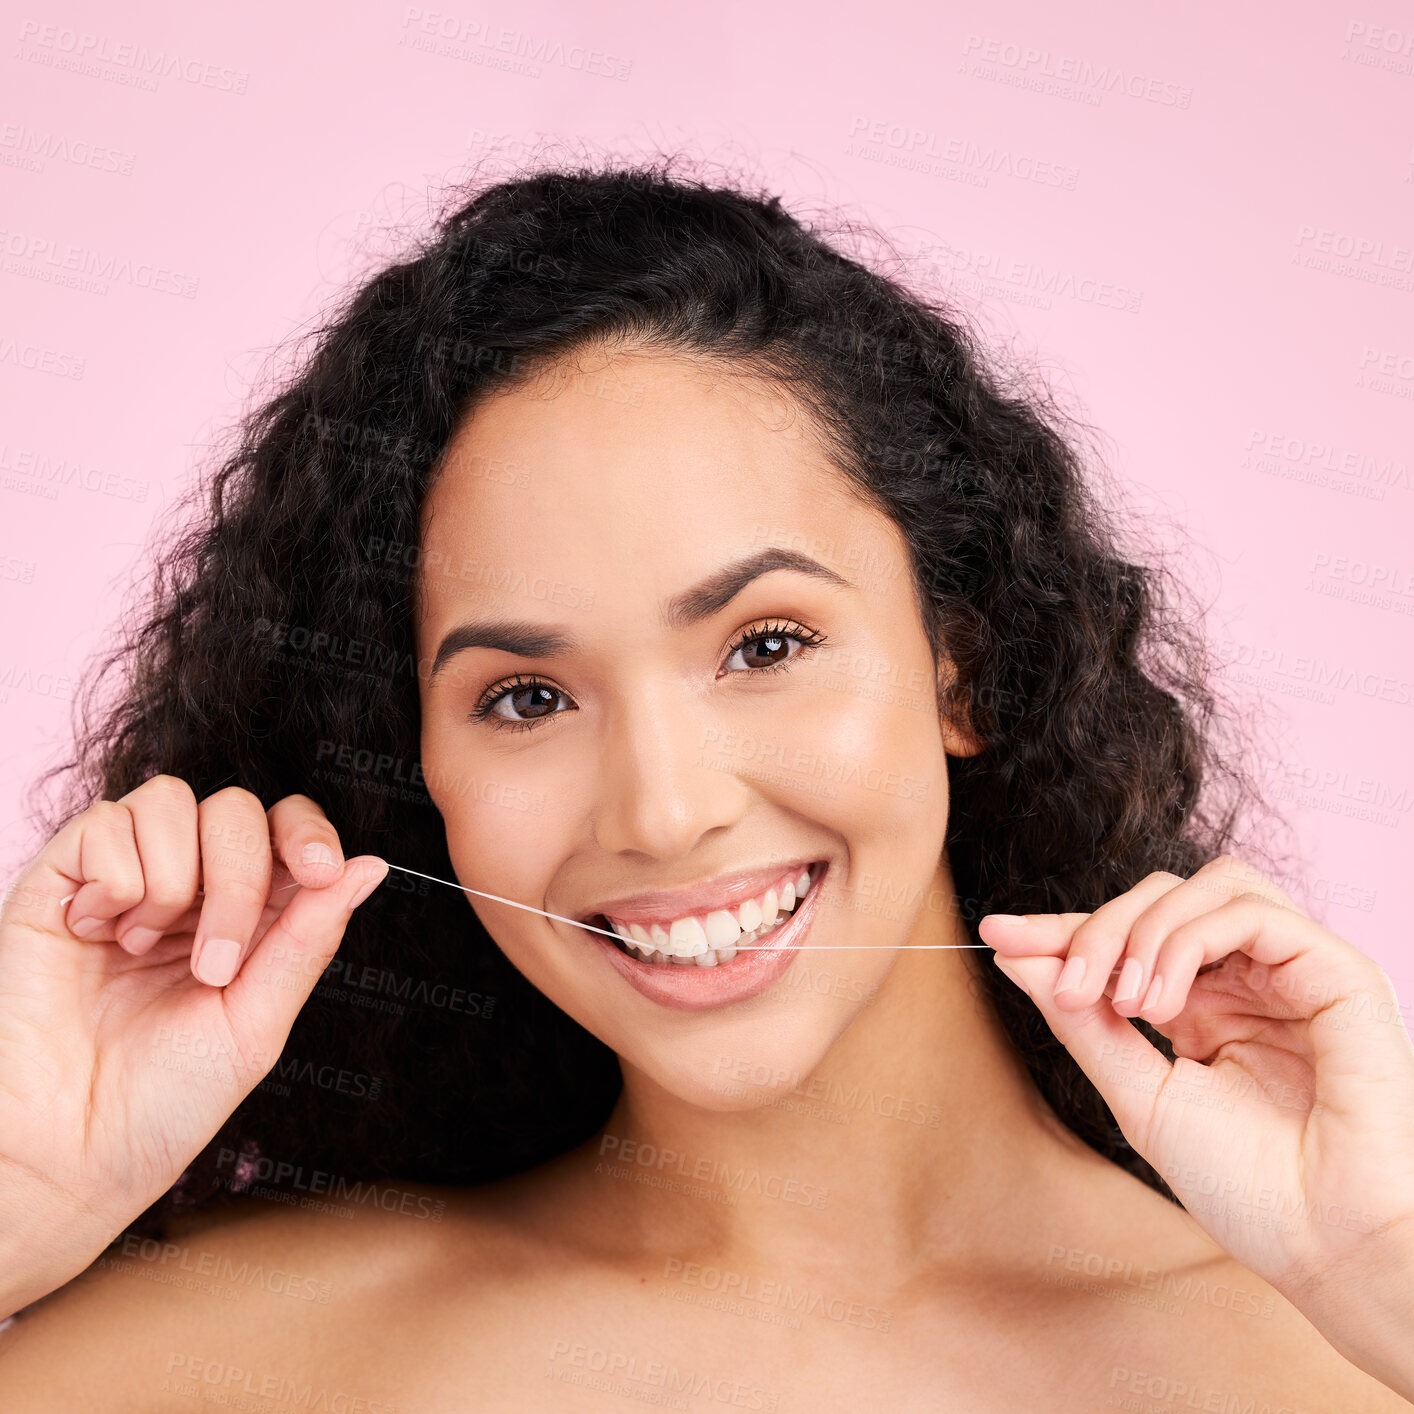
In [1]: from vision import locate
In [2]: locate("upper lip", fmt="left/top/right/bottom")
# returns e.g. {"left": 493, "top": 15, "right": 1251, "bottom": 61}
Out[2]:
{"left": 578, "top": 857, "right": 825, "bottom": 927}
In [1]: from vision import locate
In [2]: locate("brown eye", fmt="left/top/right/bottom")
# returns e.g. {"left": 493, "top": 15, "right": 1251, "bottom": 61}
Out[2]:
{"left": 470, "top": 675, "right": 574, "bottom": 732}
{"left": 490, "top": 683, "right": 562, "bottom": 722}
{"left": 722, "top": 619, "right": 827, "bottom": 676}
{"left": 734, "top": 633, "right": 792, "bottom": 670}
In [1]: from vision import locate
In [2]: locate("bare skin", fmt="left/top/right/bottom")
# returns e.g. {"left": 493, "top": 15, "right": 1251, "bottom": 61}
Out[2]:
{"left": 1, "top": 346, "right": 1409, "bottom": 1408}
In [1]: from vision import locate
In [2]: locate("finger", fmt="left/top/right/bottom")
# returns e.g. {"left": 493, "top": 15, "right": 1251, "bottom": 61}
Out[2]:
{"left": 1045, "top": 872, "right": 1187, "bottom": 1013}
{"left": 1133, "top": 894, "right": 1381, "bottom": 1048}
{"left": 190, "top": 787, "right": 274, "bottom": 989}
{"left": 992, "top": 951, "right": 1174, "bottom": 1153}
{"left": 1107, "top": 865, "right": 1265, "bottom": 1021}
{"left": 60, "top": 801, "right": 146, "bottom": 941}
{"left": 266, "top": 794, "right": 345, "bottom": 889}
{"left": 219, "top": 856, "right": 388, "bottom": 1063}
{"left": 977, "top": 912, "right": 1091, "bottom": 959}
{"left": 106, "top": 775, "right": 200, "bottom": 957}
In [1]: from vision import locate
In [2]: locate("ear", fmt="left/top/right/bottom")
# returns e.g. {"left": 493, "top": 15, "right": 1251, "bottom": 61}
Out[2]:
{"left": 937, "top": 656, "right": 986, "bottom": 758}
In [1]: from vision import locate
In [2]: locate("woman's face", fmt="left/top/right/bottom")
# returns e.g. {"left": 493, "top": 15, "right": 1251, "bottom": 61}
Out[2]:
{"left": 414, "top": 343, "right": 980, "bottom": 1107}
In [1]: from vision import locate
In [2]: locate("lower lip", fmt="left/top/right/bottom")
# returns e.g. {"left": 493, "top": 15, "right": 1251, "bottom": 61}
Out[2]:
{"left": 589, "top": 862, "right": 829, "bottom": 1012}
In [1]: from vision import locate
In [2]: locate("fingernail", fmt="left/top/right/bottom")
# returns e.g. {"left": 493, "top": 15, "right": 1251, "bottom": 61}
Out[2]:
{"left": 987, "top": 914, "right": 1028, "bottom": 925}
{"left": 194, "top": 937, "right": 242, "bottom": 988}
{"left": 302, "top": 841, "right": 337, "bottom": 868}
{"left": 348, "top": 864, "right": 387, "bottom": 909}
{"left": 993, "top": 955, "right": 1031, "bottom": 997}
{"left": 1140, "top": 974, "right": 1165, "bottom": 1012}
{"left": 1113, "top": 957, "right": 1145, "bottom": 1005}
{"left": 68, "top": 915, "right": 103, "bottom": 938}
{"left": 120, "top": 924, "right": 165, "bottom": 955}
{"left": 1053, "top": 955, "right": 1087, "bottom": 995}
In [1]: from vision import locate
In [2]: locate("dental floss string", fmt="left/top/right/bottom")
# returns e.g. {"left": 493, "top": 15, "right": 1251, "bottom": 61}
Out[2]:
{"left": 380, "top": 862, "right": 992, "bottom": 948}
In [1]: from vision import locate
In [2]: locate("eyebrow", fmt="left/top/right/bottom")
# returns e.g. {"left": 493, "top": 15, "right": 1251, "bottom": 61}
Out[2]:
{"left": 427, "top": 546, "right": 852, "bottom": 683}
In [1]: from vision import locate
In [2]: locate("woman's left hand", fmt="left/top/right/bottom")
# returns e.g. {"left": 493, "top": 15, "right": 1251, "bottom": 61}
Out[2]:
{"left": 979, "top": 853, "right": 1414, "bottom": 1398}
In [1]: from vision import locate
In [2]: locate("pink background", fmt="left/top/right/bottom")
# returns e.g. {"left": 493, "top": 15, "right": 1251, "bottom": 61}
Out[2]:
{"left": 3, "top": 3, "right": 1411, "bottom": 1007}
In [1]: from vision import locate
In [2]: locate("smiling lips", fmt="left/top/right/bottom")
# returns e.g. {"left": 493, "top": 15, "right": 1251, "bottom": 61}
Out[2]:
{"left": 597, "top": 862, "right": 821, "bottom": 968}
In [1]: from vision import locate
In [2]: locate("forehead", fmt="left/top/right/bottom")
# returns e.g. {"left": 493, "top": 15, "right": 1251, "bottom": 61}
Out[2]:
{"left": 414, "top": 346, "right": 898, "bottom": 626}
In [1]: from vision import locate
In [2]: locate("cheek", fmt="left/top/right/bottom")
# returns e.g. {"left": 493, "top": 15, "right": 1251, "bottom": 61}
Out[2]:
{"left": 422, "top": 737, "right": 567, "bottom": 911}
{"left": 742, "top": 669, "right": 949, "bottom": 852}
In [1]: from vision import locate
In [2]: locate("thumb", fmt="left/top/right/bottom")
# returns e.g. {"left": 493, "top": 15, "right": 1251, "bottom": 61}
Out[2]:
{"left": 993, "top": 950, "right": 1175, "bottom": 1157}
{"left": 220, "top": 855, "right": 388, "bottom": 1068}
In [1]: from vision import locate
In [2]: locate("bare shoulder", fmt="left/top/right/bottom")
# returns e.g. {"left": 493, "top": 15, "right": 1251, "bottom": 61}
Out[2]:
{"left": 1036, "top": 1163, "right": 1414, "bottom": 1412}
{"left": 1142, "top": 1255, "right": 1414, "bottom": 1408}
{"left": 0, "top": 1177, "right": 489, "bottom": 1410}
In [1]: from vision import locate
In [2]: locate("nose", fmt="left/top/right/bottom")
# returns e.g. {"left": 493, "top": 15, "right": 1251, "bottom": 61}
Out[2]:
{"left": 592, "top": 680, "right": 750, "bottom": 861}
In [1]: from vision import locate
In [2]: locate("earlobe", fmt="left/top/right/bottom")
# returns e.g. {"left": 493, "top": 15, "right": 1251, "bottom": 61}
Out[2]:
{"left": 940, "top": 714, "right": 986, "bottom": 758}
{"left": 936, "top": 659, "right": 987, "bottom": 757}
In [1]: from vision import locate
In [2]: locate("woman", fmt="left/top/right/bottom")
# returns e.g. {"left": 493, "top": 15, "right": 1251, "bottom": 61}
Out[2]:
{"left": 1, "top": 160, "right": 1411, "bottom": 1408}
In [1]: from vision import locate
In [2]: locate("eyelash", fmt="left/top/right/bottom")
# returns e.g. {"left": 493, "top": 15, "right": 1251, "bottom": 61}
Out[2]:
{"left": 467, "top": 618, "right": 830, "bottom": 733}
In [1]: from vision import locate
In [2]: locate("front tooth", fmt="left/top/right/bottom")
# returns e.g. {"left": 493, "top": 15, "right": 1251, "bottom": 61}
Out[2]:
{"left": 715, "top": 944, "right": 737, "bottom": 962}
{"left": 695, "top": 949, "right": 719, "bottom": 967}
{"left": 761, "top": 888, "right": 779, "bottom": 929}
{"left": 650, "top": 923, "right": 671, "bottom": 950}
{"left": 778, "top": 879, "right": 795, "bottom": 912}
{"left": 669, "top": 951, "right": 696, "bottom": 965}
{"left": 704, "top": 909, "right": 742, "bottom": 949}
{"left": 737, "top": 897, "right": 763, "bottom": 933}
{"left": 796, "top": 869, "right": 810, "bottom": 896}
{"left": 668, "top": 915, "right": 709, "bottom": 956}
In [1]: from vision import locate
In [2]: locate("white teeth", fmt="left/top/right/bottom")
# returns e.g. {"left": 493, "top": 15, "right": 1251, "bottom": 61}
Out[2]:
{"left": 761, "top": 888, "right": 779, "bottom": 930}
{"left": 704, "top": 909, "right": 743, "bottom": 949}
{"left": 668, "top": 915, "right": 709, "bottom": 956}
{"left": 603, "top": 863, "right": 821, "bottom": 966}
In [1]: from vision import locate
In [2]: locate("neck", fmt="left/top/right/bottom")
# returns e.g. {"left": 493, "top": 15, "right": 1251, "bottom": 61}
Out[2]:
{"left": 584, "top": 859, "right": 1088, "bottom": 1284}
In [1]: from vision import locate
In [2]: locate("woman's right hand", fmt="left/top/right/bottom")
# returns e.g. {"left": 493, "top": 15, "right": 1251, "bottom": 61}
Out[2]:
{"left": 0, "top": 775, "right": 387, "bottom": 1314}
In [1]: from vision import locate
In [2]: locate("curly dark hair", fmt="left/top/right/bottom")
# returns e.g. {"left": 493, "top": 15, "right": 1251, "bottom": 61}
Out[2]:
{"left": 25, "top": 150, "right": 1292, "bottom": 1239}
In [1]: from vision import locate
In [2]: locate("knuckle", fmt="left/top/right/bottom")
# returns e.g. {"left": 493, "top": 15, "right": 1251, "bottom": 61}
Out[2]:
{"left": 203, "top": 785, "right": 267, "bottom": 816}
{"left": 95, "top": 865, "right": 147, "bottom": 909}
{"left": 1126, "top": 918, "right": 1167, "bottom": 957}
{"left": 218, "top": 873, "right": 270, "bottom": 907}
{"left": 275, "top": 792, "right": 325, "bottom": 817}
{"left": 1144, "top": 869, "right": 1184, "bottom": 887}
{"left": 141, "top": 773, "right": 197, "bottom": 805}
{"left": 141, "top": 880, "right": 195, "bottom": 914}
{"left": 87, "top": 798, "right": 132, "bottom": 830}
{"left": 1068, "top": 914, "right": 1116, "bottom": 953}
